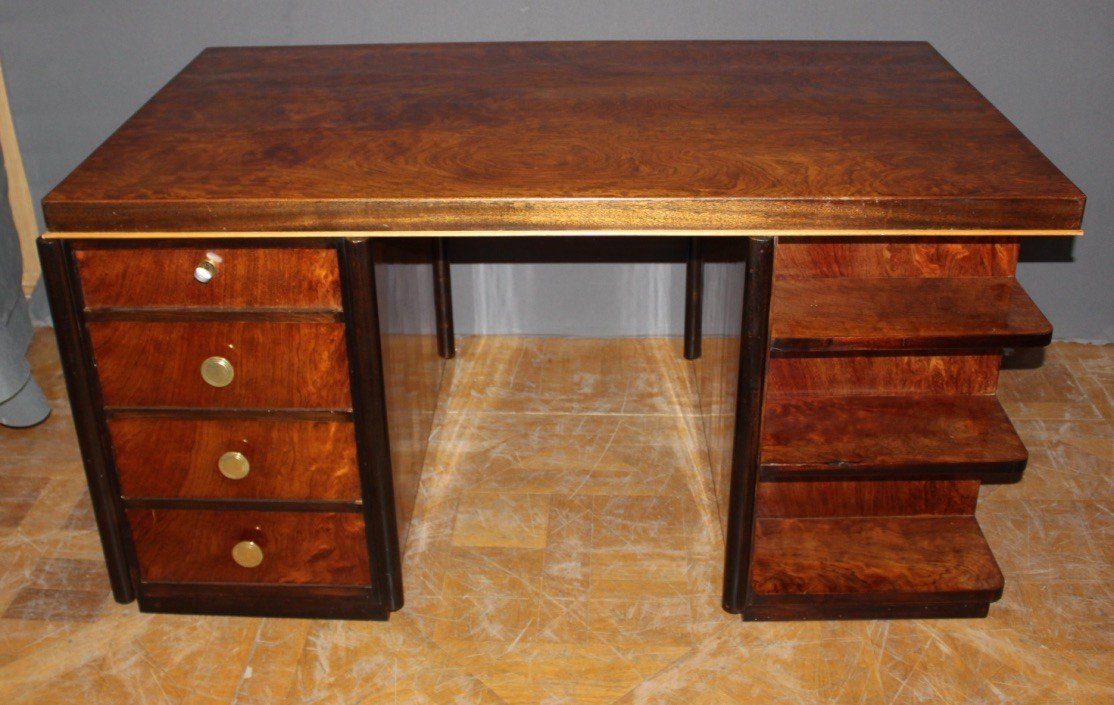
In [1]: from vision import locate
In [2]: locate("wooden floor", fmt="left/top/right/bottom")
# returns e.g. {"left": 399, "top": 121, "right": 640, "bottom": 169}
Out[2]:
{"left": 0, "top": 330, "right": 1109, "bottom": 704}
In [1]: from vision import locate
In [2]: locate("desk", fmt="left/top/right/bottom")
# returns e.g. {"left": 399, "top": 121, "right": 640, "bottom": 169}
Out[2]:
{"left": 37, "top": 41, "right": 1085, "bottom": 621}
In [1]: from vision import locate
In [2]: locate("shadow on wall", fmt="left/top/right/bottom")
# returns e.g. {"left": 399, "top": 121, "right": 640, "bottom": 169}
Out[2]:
{"left": 1020, "top": 237, "right": 1075, "bottom": 263}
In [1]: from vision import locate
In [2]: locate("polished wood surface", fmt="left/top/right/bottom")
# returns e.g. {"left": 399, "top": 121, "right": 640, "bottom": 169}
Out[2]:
{"left": 775, "top": 238, "right": 1019, "bottom": 278}
{"left": 90, "top": 321, "right": 351, "bottom": 409}
{"left": 756, "top": 480, "right": 980, "bottom": 518}
{"left": 110, "top": 418, "right": 360, "bottom": 500}
{"left": 750, "top": 516, "right": 1003, "bottom": 604}
{"left": 128, "top": 509, "right": 371, "bottom": 585}
{"left": 42, "top": 42, "right": 1084, "bottom": 233}
{"left": 761, "top": 394, "right": 1026, "bottom": 481}
{"left": 766, "top": 354, "right": 1002, "bottom": 396}
{"left": 76, "top": 247, "right": 341, "bottom": 309}
{"left": 771, "top": 277, "right": 1052, "bottom": 352}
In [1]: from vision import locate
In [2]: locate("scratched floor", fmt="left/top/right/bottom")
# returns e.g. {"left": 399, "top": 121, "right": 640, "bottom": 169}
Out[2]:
{"left": 0, "top": 330, "right": 1110, "bottom": 704}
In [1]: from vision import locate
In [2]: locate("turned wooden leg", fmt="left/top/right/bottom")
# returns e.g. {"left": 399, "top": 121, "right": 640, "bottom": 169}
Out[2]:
{"left": 684, "top": 237, "right": 703, "bottom": 360}
{"left": 433, "top": 238, "right": 455, "bottom": 359}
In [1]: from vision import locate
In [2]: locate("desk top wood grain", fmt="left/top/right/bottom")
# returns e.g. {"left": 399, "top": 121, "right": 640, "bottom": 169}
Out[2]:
{"left": 43, "top": 41, "right": 1085, "bottom": 235}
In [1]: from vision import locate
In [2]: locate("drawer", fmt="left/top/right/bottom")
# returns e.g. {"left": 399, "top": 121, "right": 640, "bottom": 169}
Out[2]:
{"left": 110, "top": 418, "right": 361, "bottom": 501}
{"left": 76, "top": 247, "right": 342, "bottom": 310}
{"left": 90, "top": 321, "right": 351, "bottom": 408}
{"left": 128, "top": 509, "right": 371, "bottom": 585}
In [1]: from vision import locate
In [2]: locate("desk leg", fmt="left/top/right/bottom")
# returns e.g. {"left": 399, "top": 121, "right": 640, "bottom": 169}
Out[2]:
{"left": 721, "top": 236, "right": 774, "bottom": 613}
{"left": 434, "top": 238, "right": 455, "bottom": 359}
{"left": 684, "top": 237, "right": 703, "bottom": 360}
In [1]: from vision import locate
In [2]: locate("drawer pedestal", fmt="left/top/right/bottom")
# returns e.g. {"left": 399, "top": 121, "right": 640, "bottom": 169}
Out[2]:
{"left": 38, "top": 238, "right": 441, "bottom": 620}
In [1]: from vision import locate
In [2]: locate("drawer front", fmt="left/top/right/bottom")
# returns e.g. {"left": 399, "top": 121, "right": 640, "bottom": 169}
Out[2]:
{"left": 90, "top": 321, "right": 352, "bottom": 408}
{"left": 128, "top": 509, "right": 371, "bottom": 585}
{"left": 76, "top": 247, "right": 342, "bottom": 310}
{"left": 110, "top": 419, "right": 361, "bottom": 501}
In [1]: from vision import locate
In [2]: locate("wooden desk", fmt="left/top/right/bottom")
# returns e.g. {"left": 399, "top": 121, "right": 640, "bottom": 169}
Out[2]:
{"left": 37, "top": 41, "right": 1085, "bottom": 621}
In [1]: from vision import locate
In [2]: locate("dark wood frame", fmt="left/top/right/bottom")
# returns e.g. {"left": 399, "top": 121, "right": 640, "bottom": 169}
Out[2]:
{"left": 721, "top": 237, "right": 775, "bottom": 614}
{"left": 434, "top": 238, "right": 455, "bottom": 359}
{"left": 338, "top": 238, "right": 405, "bottom": 612}
{"left": 684, "top": 237, "right": 703, "bottom": 360}
{"left": 38, "top": 237, "right": 137, "bottom": 603}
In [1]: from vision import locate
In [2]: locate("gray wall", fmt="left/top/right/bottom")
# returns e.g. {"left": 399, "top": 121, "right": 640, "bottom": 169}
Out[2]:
{"left": 2, "top": 1, "right": 1110, "bottom": 340}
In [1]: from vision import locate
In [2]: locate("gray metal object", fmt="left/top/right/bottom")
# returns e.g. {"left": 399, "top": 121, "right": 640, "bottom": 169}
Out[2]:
{"left": 0, "top": 139, "right": 48, "bottom": 427}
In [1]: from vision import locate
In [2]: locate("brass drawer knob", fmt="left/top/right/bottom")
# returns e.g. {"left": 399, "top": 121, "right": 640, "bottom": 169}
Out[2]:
{"left": 194, "top": 258, "right": 218, "bottom": 283}
{"left": 200, "top": 356, "right": 234, "bottom": 387}
{"left": 231, "top": 540, "right": 264, "bottom": 568}
{"left": 218, "top": 451, "right": 250, "bottom": 480}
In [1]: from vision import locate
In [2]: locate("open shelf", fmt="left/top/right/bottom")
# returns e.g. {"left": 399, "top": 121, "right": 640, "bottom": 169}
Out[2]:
{"left": 760, "top": 394, "right": 1027, "bottom": 482}
{"left": 769, "top": 277, "right": 1051, "bottom": 353}
{"left": 748, "top": 516, "right": 1003, "bottom": 619}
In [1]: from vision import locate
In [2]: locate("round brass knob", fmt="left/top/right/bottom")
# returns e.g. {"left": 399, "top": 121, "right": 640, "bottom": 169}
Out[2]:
{"left": 194, "top": 259, "right": 218, "bottom": 283}
{"left": 200, "top": 356, "right": 234, "bottom": 387}
{"left": 231, "top": 540, "right": 264, "bottom": 568}
{"left": 218, "top": 451, "right": 250, "bottom": 480}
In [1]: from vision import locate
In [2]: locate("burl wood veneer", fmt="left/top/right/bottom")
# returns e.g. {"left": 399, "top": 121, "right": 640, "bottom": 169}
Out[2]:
{"left": 90, "top": 320, "right": 351, "bottom": 409}
{"left": 76, "top": 247, "right": 342, "bottom": 310}
{"left": 770, "top": 277, "right": 1052, "bottom": 353}
{"left": 110, "top": 418, "right": 361, "bottom": 502}
{"left": 37, "top": 41, "right": 1083, "bottom": 622}
{"left": 41, "top": 42, "right": 1082, "bottom": 233}
{"left": 761, "top": 395, "right": 1027, "bottom": 481}
{"left": 749, "top": 516, "right": 1003, "bottom": 618}
{"left": 766, "top": 354, "right": 1003, "bottom": 396}
{"left": 128, "top": 509, "right": 371, "bottom": 585}
{"left": 773, "top": 238, "right": 1021, "bottom": 278}
{"left": 755, "top": 480, "right": 981, "bottom": 519}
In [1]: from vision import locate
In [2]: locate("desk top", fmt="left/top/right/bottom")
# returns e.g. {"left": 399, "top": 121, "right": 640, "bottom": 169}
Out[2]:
{"left": 43, "top": 41, "right": 1084, "bottom": 236}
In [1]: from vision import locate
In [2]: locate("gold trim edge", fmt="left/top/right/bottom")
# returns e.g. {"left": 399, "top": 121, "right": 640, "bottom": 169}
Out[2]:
{"left": 43, "top": 229, "right": 1083, "bottom": 240}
